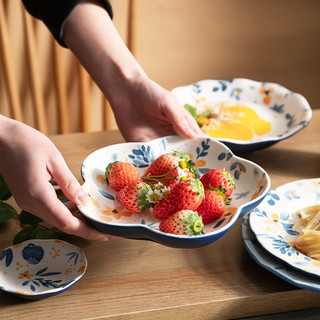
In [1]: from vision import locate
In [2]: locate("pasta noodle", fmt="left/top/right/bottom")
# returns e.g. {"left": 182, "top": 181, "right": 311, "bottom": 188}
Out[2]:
{"left": 292, "top": 205, "right": 320, "bottom": 261}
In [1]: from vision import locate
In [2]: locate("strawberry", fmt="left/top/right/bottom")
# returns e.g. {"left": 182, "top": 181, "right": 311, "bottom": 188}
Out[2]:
{"left": 152, "top": 178, "right": 204, "bottom": 219}
{"left": 143, "top": 151, "right": 198, "bottom": 186}
{"left": 159, "top": 210, "right": 204, "bottom": 235}
{"left": 196, "top": 187, "right": 228, "bottom": 224}
{"left": 116, "top": 181, "right": 153, "bottom": 213}
{"left": 200, "top": 168, "right": 235, "bottom": 197}
{"left": 105, "top": 161, "right": 142, "bottom": 191}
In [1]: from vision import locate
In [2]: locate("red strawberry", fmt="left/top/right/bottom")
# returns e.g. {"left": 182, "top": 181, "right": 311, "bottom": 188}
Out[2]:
{"left": 200, "top": 168, "right": 235, "bottom": 197}
{"left": 159, "top": 210, "right": 204, "bottom": 235}
{"left": 105, "top": 161, "right": 142, "bottom": 191}
{"left": 143, "top": 151, "right": 198, "bottom": 186}
{"left": 116, "top": 181, "right": 152, "bottom": 213}
{"left": 152, "top": 178, "right": 204, "bottom": 219}
{"left": 196, "top": 188, "right": 227, "bottom": 224}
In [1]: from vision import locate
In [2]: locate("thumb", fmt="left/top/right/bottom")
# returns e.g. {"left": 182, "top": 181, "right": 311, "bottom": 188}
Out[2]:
{"left": 49, "top": 153, "right": 91, "bottom": 206}
{"left": 165, "top": 100, "right": 203, "bottom": 138}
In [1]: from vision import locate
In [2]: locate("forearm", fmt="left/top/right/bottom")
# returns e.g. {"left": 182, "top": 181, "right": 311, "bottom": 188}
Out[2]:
{"left": 63, "top": 1, "right": 147, "bottom": 105}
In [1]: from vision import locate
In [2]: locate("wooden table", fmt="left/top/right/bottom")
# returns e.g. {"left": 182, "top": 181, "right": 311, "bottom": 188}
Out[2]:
{"left": 1, "top": 110, "right": 320, "bottom": 320}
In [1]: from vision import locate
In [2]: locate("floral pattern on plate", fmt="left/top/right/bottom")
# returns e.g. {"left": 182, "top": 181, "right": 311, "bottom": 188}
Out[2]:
{"left": 78, "top": 135, "right": 270, "bottom": 248}
{"left": 0, "top": 239, "right": 87, "bottom": 299}
{"left": 243, "top": 213, "right": 320, "bottom": 293}
{"left": 172, "top": 78, "right": 312, "bottom": 153}
{"left": 250, "top": 178, "right": 320, "bottom": 278}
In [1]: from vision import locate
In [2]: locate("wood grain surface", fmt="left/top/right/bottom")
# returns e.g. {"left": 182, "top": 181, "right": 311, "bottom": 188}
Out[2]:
{"left": 1, "top": 110, "right": 319, "bottom": 320}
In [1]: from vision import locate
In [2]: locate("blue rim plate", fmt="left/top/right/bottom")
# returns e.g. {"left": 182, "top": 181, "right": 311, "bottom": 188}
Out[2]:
{"left": 242, "top": 213, "right": 320, "bottom": 293}
{"left": 0, "top": 239, "right": 87, "bottom": 299}
{"left": 172, "top": 78, "right": 312, "bottom": 154}
{"left": 250, "top": 178, "right": 320, "bottom": 278}
{"left": 78, "top": 135, "right": 270, "bottom": 248}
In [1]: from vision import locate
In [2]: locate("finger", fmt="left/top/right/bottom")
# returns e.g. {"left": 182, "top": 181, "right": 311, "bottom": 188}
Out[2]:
{"left": 48, "top": 153, "right": 91, "bottom": 206}
{"left": 36, "top": 184, "right": 108, "bottom": 241}
{"left": 167, "top": 106, "right": 203, "bottom": 139}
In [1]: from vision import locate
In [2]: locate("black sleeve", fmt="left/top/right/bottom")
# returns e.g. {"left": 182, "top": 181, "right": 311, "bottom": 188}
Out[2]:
{"left": 22, "top": 0, "right": 113, "bottom": 47}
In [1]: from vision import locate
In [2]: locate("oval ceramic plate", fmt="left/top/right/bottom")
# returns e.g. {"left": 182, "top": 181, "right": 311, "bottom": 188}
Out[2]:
{"left": 0, "top": 239, "right": 87, "bottom": 299}
{"left": 172, "top": 78, "right": 312, "bottom": 153}
{"left": 242, "top": 213, "right": 320, "bottom": 293}
{"left": 250, "top": 178, "right": 320, "bottom": 278}
{"left": 78, "top": 135, "right": 270, "bottom": 248}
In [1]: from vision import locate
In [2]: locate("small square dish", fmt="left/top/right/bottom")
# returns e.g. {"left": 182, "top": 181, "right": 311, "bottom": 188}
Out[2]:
{"left": 172, "top": 78, "right": 312, "bottom": 153}
{"left": 78, "top": 136, "right": 270, "bottom": 248}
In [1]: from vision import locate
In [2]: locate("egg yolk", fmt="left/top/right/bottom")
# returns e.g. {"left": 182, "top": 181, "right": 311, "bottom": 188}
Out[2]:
{"left": 204, "top": 106, "right": 271, "bottom": 141}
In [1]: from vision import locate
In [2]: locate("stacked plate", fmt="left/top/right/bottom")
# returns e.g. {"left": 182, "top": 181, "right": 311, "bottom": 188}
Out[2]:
{"left": 243, "top": 178, "right": 320, "bottom": 292}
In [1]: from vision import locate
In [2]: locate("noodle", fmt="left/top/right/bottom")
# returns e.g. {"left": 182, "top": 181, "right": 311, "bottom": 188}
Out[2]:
{"left": 293, "top": 205, "right": 320, "bottom": 261}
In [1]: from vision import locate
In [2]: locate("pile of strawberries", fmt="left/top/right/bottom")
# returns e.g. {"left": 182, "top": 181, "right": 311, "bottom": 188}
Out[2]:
{"left": 105, "top": 151, "right": 235, "bottom": 236}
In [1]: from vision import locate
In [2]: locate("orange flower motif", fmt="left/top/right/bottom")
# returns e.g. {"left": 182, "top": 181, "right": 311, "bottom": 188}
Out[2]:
{"left": 96, "top": 174, "right": 107, "bottom": 185}
{"left": 78, "top": 265, "right": 86, "bottom": 276}
{"left": 19, "top": 270, "right": 33, "bottom": 279}
{"left": 188, "top": 153, "right": 207, "bottom": 170}
{"left": 259, "top": 87, "right": 274, "bottom": 105}
{"left": 100, "top": 205, "right": 134, "bottom": 221}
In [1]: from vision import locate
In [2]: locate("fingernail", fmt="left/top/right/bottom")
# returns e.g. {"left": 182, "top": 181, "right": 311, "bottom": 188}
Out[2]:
{"left": 77, "top": 190, "right": 91, "bottom": 206}
{"left": 96, "top": 234, "right": 109, "bottom": 241}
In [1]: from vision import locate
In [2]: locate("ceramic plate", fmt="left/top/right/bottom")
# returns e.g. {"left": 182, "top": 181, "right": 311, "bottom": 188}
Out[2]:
{"left": 242, "top": 213, "right": 320, "bottom": 293}
{"left": 172, "top": 78, "right": 312, "bottom": 153}
{"left": 78, "top": 135, "right": 270, "bottom": 248}
{"left": 250, "top": 178, "right": 320, "bottom": 278}
{"left": 0, "top": 239, "right": 87, "bottom": 299}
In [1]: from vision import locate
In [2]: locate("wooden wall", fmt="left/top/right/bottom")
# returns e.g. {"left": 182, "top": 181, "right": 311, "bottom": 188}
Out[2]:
{"left": 0, "top": 0, "right": 319, "bottom": 135}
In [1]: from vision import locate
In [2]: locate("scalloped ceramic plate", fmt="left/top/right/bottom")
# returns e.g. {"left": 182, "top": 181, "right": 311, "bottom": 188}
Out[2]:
{"left": 250, "top": 178, "right": 320, "bottom": 278}
{"left": 242, "top": 213, "right": 320, "bottom": 293}
{"left": 172, "top": 79, "right": 312, "bottom": 153}
{"left": 0, "top": 239, "right": 87, "bottom": 299}
{"left": 78, "top": 135, "right": 270, "bottom": 248}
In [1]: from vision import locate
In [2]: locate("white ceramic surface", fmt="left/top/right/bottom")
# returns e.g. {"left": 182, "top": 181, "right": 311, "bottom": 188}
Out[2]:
{"left": 250, "top": 178, "right": 320, "bottom": 278}
{"left": 78, "top": 135, "right": 270, "bottom": 248}
{"left": 243, "top": 213, "right": 320, "bottom": 293}
{"left": 0, "top": 239, "right": 87, "bottom": 299}
{"left": 172, "top": 78, "right": 312, "bottom": 153}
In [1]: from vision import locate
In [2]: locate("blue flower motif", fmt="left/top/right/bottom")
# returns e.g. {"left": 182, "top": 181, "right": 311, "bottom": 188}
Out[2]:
{"left": 230, "top": 88, "right": 242, "bottom": 100}
{"left": 266, "top": 191, "right": 280, "bottom": 206}
{"left": 195, "top": 139, "right": 210, "bottom": 160}
{"left": 270, "top": 104, "right": 285, "bottom": 113}
{"left": 0, "top": 248, "right": 13, "bottom": 267}
{"left": 229, "top": 162, "right": 246, "bottom": 180}
{"left": 21, "top": 267, "right": 63, "bottom": 292}
{"left": 192, "top": 82, "right": 201, "bottom": 94}
{"left": 285, "top": 113, "right": 296, "bottom": 128}
{"left": 98, "top": 189, "right": 115, "bottom": 200}
{"left": 212, "top": 80, "right": 233, "bottom": 92}
{"left": 22, "top": 244, "right": 44, "bottom": 265}
{"left": 217, "top": 152, "right": 233, "bottom": 161}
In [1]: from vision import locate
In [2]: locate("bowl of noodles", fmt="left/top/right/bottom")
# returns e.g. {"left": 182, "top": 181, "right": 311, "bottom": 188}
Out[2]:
{"left": 249, "top": 178, "right": 320, "bottom": 278}
{"left": 172, "top": 78, "right": 312, "bottom": 154}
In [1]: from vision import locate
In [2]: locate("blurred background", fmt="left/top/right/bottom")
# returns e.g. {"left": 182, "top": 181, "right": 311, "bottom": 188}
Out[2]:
{"left": 0, "top": 0, "right": 319, "bottom": 135}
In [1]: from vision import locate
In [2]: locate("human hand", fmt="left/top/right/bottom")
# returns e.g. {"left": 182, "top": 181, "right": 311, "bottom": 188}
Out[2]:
{"left": 0, "top": 116, "right": 108, "bottom": 241}
{"left": 109, "top": 77, "right": 204, "bottom": 142}
{"left": 63, "top": 1, "right": 203, "bottom": 143}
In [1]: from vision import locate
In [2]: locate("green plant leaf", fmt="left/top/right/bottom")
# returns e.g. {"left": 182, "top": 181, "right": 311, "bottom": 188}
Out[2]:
{"left": 19, "top": 210, "right": 43, "bottom": 225}
{"left": 0, "top": 202, "right": 17, "bottom": 223}
{"left": 0, "top": 173, "right": 12, "bottom": 201}
{"left": 34, "top": 228, "right": 58, "bottom": 240}
{"left": 13, "top": 225, "right": 39, "bottom": 244}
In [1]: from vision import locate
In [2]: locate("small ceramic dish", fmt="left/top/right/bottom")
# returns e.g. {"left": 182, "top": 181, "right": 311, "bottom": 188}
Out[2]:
{"left": 250, "top": 178, "right": 320, "bottom": 278}
{"left": 78, "top": 135, "right": 270, "bottom": 248}
{"left": 171, "top": 78, "right": 312, "bottom": 153}
{"left": 0, "top": 239, "right": 87, "bottom": 299}
{"left": 242, "top": 213, "right": 320, "bottom": 293}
